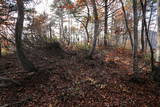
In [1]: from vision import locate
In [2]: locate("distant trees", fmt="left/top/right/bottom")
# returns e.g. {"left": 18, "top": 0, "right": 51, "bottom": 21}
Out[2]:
{"left": 50, "top": 0, "right": 65, "bottom": 40}
{"left": 72, "top": 0, "right": 91, "bottom": 44}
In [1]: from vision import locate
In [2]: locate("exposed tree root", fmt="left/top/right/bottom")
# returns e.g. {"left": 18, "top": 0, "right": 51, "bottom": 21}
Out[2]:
{"left": 0, "top": 97, "right": 32, "bottom": 107}
{"left": 0, "top": 76, "right": 21, "bottom": 88}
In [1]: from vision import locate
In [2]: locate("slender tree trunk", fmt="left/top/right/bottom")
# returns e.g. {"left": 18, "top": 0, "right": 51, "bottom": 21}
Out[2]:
{"left": 132, "top": 0, "right": 138, "bottom": 73}
{"left": 148, "top": 1, "right": 154, "bottom": 31}
{"left": 59, "top": 21, "right": 62, "bottom": 39}
{"left": 141, "top": 20, "right": 145, "bottom": 52}
{"left": 0, "top": 40, "right": 1, "bottom": 57}
{"left": 15, "top": 0, "right": 37, "bottom": 72}
{"left": 61, "top": 15, "right": 64, "bottom": 39}
{"left": 120, "top": 0, "right": 133, "bottom": 49}
{"left": 141, "top": 0, "right": 147, "bottom": 52}
{"left": 140, "top": 0, "right": 154, "bottom": 71}
{"left": 49, "top": 24, "right": 52, "bottom": 39}
{"left": 88, "top": 0, "right": 99, "bottom": 58}
{"left": 85, "top": 0, "right": 90, "bottom": 44}
{"left": 104, "top": 0, "right": 108, "bottom": 46}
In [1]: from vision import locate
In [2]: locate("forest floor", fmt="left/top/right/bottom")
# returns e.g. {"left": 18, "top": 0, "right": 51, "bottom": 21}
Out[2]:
{"left": 0, "top": 47, "right": 160, "bottom": 107}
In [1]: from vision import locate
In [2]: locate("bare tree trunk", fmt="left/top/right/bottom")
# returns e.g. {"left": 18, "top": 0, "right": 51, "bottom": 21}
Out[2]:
{"left": 141, "top": 20, "right": 145, "bottom": 52}
{"left": 141, "top": 0, "right": 147, "bottom": 52}
{"left": 59, "top": 22, "right": 62, "bottom": 39}
{"left": 104, "top": 0, "right": 108, "bottom": 46}
{"left": 152, "top": 0, "right": 160, "bottom": 82}
{"left": 132, "top": 0, "right": 138, "bottom": 73}
{"left": 88, "top": 0, "right": 99, "bottom": 58}
{"left": 120, "top": 0, "right": 133, "bottom": 49}
{"left": 0, "top": 39, "right": 1, "bottom": 57}
{"left": 140, "top": 0, "right": 154, "bottom": 72}
{"left": 15, "top": 0, "right": 37, "bottom": 72}
{"left": 61, "top": 14, "right": 64, "bottom": 39}
{"left": 49, "top": 24, "right": 52, "bottom": 39}
{"left": 85, "top": 0, "right": 90, "bottom": 44}
{"left": 148, "top": 1, "right": 154, "bottom": 31}
{"left": 156, "top": 0, "right": 160, "bottom": 62}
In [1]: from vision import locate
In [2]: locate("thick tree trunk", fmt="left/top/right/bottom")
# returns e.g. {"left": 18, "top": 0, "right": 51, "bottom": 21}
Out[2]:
{"left": 104, "top": 0, "right": 108, "bottom": 46}
{"left": 132, "top": 0, "right": 138, "bottom": 73}
{"left": 120, "top": 0, "right": 133, "bottom": 49}
{"left": 152, "top": 0, "right": 160, "bottom": 82}
{"left": 156, "top": 0, "right": 160, "bottom": 62}
{"left": 15, "top": 0, "right": 37, "bottom": 72}
{"left": 88, "top": 0, "right": 99, "bottom": 58}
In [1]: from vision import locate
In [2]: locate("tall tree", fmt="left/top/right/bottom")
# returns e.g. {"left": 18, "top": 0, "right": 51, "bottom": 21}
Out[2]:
{"left": 140, "top": 0, "right": 154, "bottom": 72}
{"left": 132, "top": 0, "right": 138, "bottom": 73}
{"left": 156, "top": 0, "right": 160, "bottom": 62}
{"left": 0, "top": 38, "right": 1, "bottom": 57}
{"left": 140, "top": 0, "right": 147, "bottom": 52}
{"left": 15, "top": 0, "right": 36, "bottom": 72}
{"left": 50, "top": 0, "right": 65, "bottom": 39}
{"left": 104, "top": 0, "right": 108, "bottom": 46}
{"left": 152, "top": 0, "right": 160, "bottom": 82}
{"left": 119, "top": 0, "right": 133, "bottom": 49}
{"left": 88, "top": 0, "right": 99, "bottom": 58}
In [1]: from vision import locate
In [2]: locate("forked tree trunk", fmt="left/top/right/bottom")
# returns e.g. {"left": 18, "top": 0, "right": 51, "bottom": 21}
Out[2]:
{"left": 15, "top": 0, "right": 37, "bottom": 72}
{"left": 88, "top": 0, "right": 99, "bottom": 58}
{"left": 140, "top": 0, "right": 154, "bottom": 72}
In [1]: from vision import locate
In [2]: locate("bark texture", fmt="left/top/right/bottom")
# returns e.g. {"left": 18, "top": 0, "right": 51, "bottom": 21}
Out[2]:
{"left": 88, "top": 0, "right": 99, "bottom": 58}
{"left": 15, "top": 0, "right": 37, "bottom": 72}
{"left": 132, "top": 0, "right": 138, "bottom": 73}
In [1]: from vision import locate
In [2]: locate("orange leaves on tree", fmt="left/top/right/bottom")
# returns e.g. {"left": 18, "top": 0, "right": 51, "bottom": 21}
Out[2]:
{"left": 64, "top": 4, "right": 74, "bottom": 9}
{"left": 76, "top": 0, "right": 85, "bottom": 5}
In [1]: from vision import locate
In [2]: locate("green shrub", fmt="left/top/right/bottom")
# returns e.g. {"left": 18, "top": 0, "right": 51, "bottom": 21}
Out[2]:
{"left": 2, "top": 48, "right": 9, "bottom": 56}
{"left": 75, "top": 43, "right": 91, "bottom": 50}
